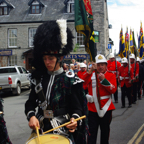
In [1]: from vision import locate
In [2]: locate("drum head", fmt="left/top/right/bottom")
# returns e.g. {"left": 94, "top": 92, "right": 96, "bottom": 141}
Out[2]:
{"left": 26, "top": 134, "right": 71, "bottom": 144}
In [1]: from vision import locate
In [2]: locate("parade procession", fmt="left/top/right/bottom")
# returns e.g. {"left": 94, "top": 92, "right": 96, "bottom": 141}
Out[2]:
{"left": 1, "top": 0, "right": 144, "bottom": 144}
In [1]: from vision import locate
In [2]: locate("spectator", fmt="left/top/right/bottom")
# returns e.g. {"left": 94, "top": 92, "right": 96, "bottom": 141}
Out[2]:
{"left": 69, "top": 64, "right": 75, "bottom": 73}
{"left": 72, "top": 59, "right": 77, "bottom": 66}
{"left": 77, "top": 63, "right": 81, "bottom": 71}
{"left": 63, "top": 63, "right": 67, "bottom": 71}
{"left": 84, "top": 60, "right": 87, "bottom": 65}
{"left": 66, "top": 64, "right": 69, "bottom": 72}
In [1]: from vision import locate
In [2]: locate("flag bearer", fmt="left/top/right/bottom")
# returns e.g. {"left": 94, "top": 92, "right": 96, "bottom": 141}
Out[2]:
{"left": 107, "top": 53, "right": 121, "bottom": 103}
{"left": 118, "top": 57, "right": 133, "bottom": 108}
{"left": 83, "top": 54, "right": 117, "bottom": 144}
{"left": 129, "top": 54, "right": 139, "bottom": 104}
{"left": 137, "top": 57, "right": 144, "bottom": 100}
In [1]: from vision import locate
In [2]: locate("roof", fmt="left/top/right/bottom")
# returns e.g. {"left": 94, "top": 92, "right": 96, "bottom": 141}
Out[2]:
{"left": 0, "top": 0, "right": 74, "bottom": 24}
{"left": 28, "top": 0, "right": 44, "bottom": 6}
{"left": 0, "top": 0, "right": 14, "bottom": 8}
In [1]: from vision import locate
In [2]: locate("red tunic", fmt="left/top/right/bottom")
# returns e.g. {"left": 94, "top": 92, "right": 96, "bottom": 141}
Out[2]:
{"left": 107, "top": 60, "right": 121, "bottom": 77}
{"left": 77, "top": 70, "right": 88, "bottom": 90}
{"left": 131, "top": 63, "right": 139, "bottom": 82}
{"left": 83, "top": 71, "right": 116, "bottom": 113}
{"left": 118, "top": 65, "right": 134, "bottom": 88}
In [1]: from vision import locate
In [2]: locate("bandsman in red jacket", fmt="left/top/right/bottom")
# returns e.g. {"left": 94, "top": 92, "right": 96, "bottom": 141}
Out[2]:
{"left": 77, "top": 63, "right": 88, "bottom": 94}
{"left": 83, "top": 54, "right": 117, "bottom": 144}
{"left": 107, "top": 53, "right": 121, "bottom": 103}
{"left": 129, "top": 54, "right": 139, "bottom": 104}
{"left": 118, "top": 57, "right": 134, "bottom": 108}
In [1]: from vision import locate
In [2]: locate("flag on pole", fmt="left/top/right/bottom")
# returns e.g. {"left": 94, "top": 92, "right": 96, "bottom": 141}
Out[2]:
{"left": 75, "top": 0, "right": 95, "bottom": 61}
{"left": 138, "top": 31, "right": 141, "bottom": 49}
{"left": 130, "top": 29, "right": 134, "bottom": 53}
{"left": 125, "top": 28, "right": 129, "bottom": 58}
{"left": 132, "top": 31, "right": 138, "bottom": 57}
{"left": 118, "top": 28, "right": 125, "bottom": 58}
{"left": 139, "top": 22, "right": 144, "bottom": 59}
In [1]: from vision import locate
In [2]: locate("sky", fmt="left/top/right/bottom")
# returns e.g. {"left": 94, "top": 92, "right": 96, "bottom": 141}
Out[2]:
{"left": 107, "top": 0, "right": 144, "bottom": 54}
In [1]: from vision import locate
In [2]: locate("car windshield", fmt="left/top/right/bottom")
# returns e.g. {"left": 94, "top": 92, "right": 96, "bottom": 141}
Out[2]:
{"left": 0, "top": 68, "right": 17, "bottom": 74}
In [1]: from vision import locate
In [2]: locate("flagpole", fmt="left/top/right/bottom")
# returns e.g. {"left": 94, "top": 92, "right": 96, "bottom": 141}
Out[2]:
{"left": 128, "top": 28, "right": 130, "bottom": 79}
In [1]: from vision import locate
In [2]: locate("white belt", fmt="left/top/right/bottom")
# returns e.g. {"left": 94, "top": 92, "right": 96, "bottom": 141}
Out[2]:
{"left": 87, "top": 83, "right": 112, "bottom": 118}
{"left": 109, "top": 71, "right": 116, "bottom": 73}
{"left": 120, "top": 76, "right": 129, "bottom": 80}
{"left": 86, "top": 94, "right": 111, "bottom": 102}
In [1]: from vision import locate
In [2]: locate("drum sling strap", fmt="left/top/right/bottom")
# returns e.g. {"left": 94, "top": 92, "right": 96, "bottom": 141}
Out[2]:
{"left": 35, "top": 79, "right": 48, "bottom": 110}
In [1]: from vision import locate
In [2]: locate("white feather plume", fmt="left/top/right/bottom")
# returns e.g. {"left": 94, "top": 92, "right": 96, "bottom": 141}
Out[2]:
{"left": 56, "top": 19, "right": 67, "bottom": 48}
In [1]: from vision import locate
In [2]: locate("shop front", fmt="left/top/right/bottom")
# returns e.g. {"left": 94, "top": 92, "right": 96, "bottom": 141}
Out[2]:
{"left": 64, "top": 54, "right": 90, "bottom": 64}
{"left": 0, "top": 50, "right": 13, "bottom": 67}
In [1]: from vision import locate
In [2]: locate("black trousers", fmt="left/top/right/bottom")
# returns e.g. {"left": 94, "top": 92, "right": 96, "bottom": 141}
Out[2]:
{"left": 132, "top": 82, "right": 138, "bottom": 102}
{"left": 113, "top": 79, "right": 118, "bottom": 102}
{"left": 88, "top": 110, "right": 112, "bottom": 144}
{"left": 138, "top": 81, "right": 142, "bottom": 98}
{"left": 142, "top": 82, "right": 144, "bottom": 95}
{"left": 121, "top": 84, "right": 132, "bottom": 106}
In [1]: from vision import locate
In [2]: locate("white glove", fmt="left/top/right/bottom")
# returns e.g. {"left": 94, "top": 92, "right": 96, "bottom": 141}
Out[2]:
{"left": 119, "top": 76, "right": 123, "bottom": 81}
{"left": 86, "top": 94, "right": 94, "bottom": 103}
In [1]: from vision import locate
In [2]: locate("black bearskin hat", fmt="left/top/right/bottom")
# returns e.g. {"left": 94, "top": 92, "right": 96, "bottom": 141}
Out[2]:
{"left": 31, "top": 20, "right": 74, "bottom": 78}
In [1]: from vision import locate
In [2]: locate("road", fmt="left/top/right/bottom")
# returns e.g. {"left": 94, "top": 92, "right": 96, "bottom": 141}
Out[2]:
{"left": 1, "top": 88, "right": 144, "bottom": 144}
{"left": 1, "top": 89, "right": 31, "bottom": 144}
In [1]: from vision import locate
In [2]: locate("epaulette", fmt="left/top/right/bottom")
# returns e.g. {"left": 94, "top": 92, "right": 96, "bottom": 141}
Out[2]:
{"left": 73, "top": 76, "right": 84, "bottom": 85}
{"left": 65, "top": 71, "right": 75, "bottom": 78}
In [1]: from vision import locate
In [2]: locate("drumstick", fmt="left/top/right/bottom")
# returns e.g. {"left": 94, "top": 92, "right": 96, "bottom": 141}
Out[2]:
{"left": 43, "top": 115, "right": 86, "bottom": 135}
{"left": 36, "top": 127, "right": 41, "bottom": 144}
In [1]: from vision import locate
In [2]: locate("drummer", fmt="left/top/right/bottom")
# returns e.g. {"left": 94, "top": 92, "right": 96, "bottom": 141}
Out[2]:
{"left": 25, "top": 20, "right": 88, "bottom": 144}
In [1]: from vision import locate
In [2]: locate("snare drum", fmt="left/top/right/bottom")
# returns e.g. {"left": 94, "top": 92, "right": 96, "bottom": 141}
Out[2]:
{"left": 26, "top": 134, "right": 72, "bottom": 144}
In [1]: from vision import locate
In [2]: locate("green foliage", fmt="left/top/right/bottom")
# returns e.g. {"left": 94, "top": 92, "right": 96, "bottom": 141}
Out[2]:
{"left": 73, "top": 43, "right": 80, "bottom": 52}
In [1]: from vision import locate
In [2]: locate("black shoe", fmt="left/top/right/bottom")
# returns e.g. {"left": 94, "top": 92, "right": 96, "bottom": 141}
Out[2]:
{"left": 121, "top": 106, "right": 125, "bottom": 108}
{"left": 128, "top": 105, "right": 132, "bottom": 108}
{"left": 133, "top": 102, "right": 136, "bottom": 104}
{"left": 115, "top": 101, "right": 118, "bottom": 103}
{"left": 138, "top": 98, "right": 142, "bottom": 100}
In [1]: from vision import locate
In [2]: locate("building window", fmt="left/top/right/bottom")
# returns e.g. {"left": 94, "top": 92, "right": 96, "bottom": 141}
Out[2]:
{"left": 31, "top": 5, "right": 40, "bottom": 14}
{"left": 70, "top": 3, "right": 74, "bottom": 13}
{"left": 8, "top": 29, "right": 17, "bottom": 48}
{"left": 76, "top": 32, "right": 84, "bottom": 47}
{"left": 0, "top": 7, "right": 8, "bottom": 15}
{"left": 9, "top": 55, "right": 17, "bottom": 66}
{"left": 67, "top": 0, "right": 74, "bottom": 13}
{"left": 29, "top": 28, "right": 37, "bottom": 47}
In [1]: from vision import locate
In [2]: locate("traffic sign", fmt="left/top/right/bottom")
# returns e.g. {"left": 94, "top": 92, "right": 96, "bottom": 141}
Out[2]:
{"left": 108, "top": 44, "right": 111, "bottom": 49}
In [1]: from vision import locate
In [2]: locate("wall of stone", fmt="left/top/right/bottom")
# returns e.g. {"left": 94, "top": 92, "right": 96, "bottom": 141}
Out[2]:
{"left": 91, "top": 0, "right": 109, "bottom": 57}
{"left": 0, "top": 23, "right": 41, "bottom": 68}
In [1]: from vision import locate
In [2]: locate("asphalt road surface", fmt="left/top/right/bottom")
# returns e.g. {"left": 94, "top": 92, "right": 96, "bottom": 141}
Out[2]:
{"left": 1, "top": 88, "right": 144, "bottom": 144}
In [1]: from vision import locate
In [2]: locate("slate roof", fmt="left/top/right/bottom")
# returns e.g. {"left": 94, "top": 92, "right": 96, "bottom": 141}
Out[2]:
{"left": 0, "top": 0, "right": 14, "bottom": 8}
{"left": 0, "top": 0, "right": 74, "bottom": 24}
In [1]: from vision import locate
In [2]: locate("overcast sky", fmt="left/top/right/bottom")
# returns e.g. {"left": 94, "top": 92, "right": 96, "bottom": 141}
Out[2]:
{"left": 107, "top": 0, "right": 144, "bottom": 54}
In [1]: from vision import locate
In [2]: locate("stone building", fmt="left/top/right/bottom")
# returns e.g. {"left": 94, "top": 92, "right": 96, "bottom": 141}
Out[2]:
{"left": 0, "top": 0, "right": 110, "bottom": 70}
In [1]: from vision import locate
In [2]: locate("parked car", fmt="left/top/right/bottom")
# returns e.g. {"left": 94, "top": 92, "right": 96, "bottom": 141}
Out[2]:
{"left": 0, "top": 66, "right": 30, "bottom": 95}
